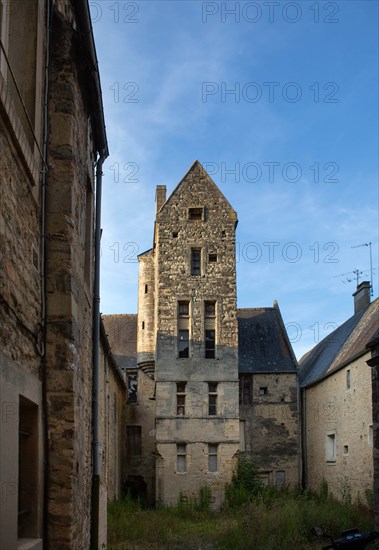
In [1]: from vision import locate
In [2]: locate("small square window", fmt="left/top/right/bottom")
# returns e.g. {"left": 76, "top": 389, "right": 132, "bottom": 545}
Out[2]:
{"left": 172, "top": 231, "right": 178, "bottom": 238}
{"left": 209, "top": 253, "right": 217, "bottom": 263}
{"left": 343, "top": 445, "right": 349, "bottom": 455}
{"left": 189, "top": 207, "right": 203, "bottom": 221}
{"left": 259, "top": 386, "right": 268, "bottom": 396}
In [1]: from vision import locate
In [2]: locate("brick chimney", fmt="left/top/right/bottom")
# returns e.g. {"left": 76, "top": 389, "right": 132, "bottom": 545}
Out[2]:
{"left": 352, "top": 281, "right": 371, "bottom": 315}
{"left": 155, "top": 185, "right": 166, "bottom": 213}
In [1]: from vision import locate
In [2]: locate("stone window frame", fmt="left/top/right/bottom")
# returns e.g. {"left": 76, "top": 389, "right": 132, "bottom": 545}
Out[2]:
{"left": 126, "top": 425, "right": 142, "bottom": 456}
{"left": 325, "top": 430, "right": 337, "bottom": 464}
{"left": 208, "top": 443, "right": 218, "bottom": 473}
{"left": 204, "top": 300, "right": 217, "bottom": 359}
{"left": 176, "top": 443, "right": 187, "bottom": 473}
{"left": 208, "top": 382, "right": 218, "bottom": 416}
{"left": 190, "top": 247, "right": 202, "bottom": 276}
{"left": 188, "top": 206, "right": 204, "bottom": 221}
{"left": 178, "top": 329, "right": 189, "bottom": 358}
{"left": 239, "top": 374, "right": 252, "bottom": 405}
{"left": 176, "top": 381, "right": 186, "bottom": 415}
{"left": 0, "top": 0, "right": 45, "bottom": 186}
{"left": 177, "top": 298, "right": 191, "bottom": 359}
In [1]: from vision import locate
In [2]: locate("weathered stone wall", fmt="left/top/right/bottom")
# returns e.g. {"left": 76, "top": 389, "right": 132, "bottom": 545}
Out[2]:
{"left": 124, "top": 369, "right": 156, "bottom": 503}
{"left": 137, "top": 250, "right": 155, "bottom": 367}
{"left": 240, "top": 373, "right": 300, "bottom": 487}
{"left": 98, "top": 338, "right": 126, "bottom": 547}
{"left": 154, "top": 162, "right": 240, "bottom": 508}
{"left": 305, "top": 355, "right": 373, "bottom": 501}
{"left": 44, "top": 4, "right": 97, "bottom": 547}
{"left": 0, "top": 1, "right": 45, "bottom": 545}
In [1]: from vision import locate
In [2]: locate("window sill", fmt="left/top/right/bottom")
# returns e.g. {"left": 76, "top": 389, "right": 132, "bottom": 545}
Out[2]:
{"left": 17, "top": 539, "right": 43, "bottom": 550}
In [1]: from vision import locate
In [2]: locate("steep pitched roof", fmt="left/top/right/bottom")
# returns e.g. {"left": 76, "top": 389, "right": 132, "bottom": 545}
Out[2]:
{"left": 102, "top": 314, "right": 137, "bottom": 370}
{"left": 237, "top": 305, "right": 298, "bottom": 373}
{"left": 157, "top": 160, "right": 237, "bottom": 223}
{"left": 299, "top": 298, "right": 379, "bottom": 388}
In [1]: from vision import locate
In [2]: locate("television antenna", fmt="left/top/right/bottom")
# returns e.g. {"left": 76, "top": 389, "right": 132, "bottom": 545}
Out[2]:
{"left": 351, "top": 242, "right": 374, "bottom": 296}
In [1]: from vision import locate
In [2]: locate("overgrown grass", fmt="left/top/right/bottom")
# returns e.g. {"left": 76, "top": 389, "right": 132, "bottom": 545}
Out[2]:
{"left": 107, "top": 487, "right": 374, "bottom": 550}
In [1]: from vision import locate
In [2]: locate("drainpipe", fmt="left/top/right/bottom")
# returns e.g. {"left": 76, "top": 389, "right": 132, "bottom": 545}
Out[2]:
{"left": 91, "top": 153, "right": 106, "bottom": 549}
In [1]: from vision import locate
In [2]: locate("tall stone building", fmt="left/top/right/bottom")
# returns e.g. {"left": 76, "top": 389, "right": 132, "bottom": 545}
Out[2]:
{"left": 0, "top": 1, "right": 125, "bottom": 548}
{"left": 144, "top": 161, "right": 240, "bottom": 507}
{"left": 104, "top": 161, "right": 300, "bottom": 507}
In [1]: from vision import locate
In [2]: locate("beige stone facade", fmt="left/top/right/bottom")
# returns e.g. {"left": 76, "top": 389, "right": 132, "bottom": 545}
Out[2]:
{"left": 304, "top": 355, "right": 373, "bottom": 500}
{"left": 300, "top": 294, "right": 378, "bottom": 502}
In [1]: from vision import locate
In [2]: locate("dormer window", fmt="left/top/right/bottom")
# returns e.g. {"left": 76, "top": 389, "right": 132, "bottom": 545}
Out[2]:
{"left": 188, "top": 207, "right": 204, "bottom": 221}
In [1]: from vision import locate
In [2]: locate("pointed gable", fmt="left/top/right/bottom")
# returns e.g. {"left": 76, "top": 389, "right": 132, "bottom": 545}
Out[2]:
{"left": 156, "top": 160, "right": 237, "bottom": 225}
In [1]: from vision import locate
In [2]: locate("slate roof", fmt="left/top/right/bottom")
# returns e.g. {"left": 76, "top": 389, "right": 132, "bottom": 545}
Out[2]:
{"left": 299, "top": 298, "right": 379, "bottom": 388}
{"left": 102, "top": 314, "right": 138, "bottom": 370}
{"left": 237, "top": 306, "right": 298, "bottom": 373}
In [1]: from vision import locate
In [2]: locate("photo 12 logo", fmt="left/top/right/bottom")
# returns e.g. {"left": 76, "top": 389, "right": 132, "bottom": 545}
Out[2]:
{"left": 201, "top": 2, "right": 340, "bottom": 24}
{"left": 202, "top": 81, "right": 339, "bottom": 104}
{"left": 201, "top": 161, "right": 339, "bottom": 184}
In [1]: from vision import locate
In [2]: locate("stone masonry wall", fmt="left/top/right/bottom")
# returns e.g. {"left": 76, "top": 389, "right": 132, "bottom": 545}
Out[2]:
{"left": 305, "top": 355, "right": 373, "bottom": 502}
{"left": 154, "top": 162, "right": 240, "bottom": 508}
{"left": 44, "top": 5, "right": 97, "bottom": 547}
{"left": 240, "top": 373, "right": 299, "bottom": 487}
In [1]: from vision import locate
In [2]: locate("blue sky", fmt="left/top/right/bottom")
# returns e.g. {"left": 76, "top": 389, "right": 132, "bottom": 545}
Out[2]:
{"left": 90, "top": 0, "right": 378, "bottom": 359}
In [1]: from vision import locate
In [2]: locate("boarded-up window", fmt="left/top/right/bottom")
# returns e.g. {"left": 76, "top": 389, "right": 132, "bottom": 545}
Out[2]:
{"left": 126, "top": 426, "right": 142, "bottom": 455}
{"left": 239, "top": 375, "right": 252, "bottom": 405}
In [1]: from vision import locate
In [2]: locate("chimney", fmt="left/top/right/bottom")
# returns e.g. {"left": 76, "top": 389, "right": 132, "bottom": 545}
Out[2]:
{"left": 352, "top": 281, "right": 371, "bottom": 315}
{"left": 155, "top": 185, "right": 166, "bottom": 213}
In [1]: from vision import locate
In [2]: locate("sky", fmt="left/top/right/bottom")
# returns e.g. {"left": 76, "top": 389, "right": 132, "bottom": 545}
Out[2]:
{"left": 90, "top": 0, "right": 378, "bottom": 359}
